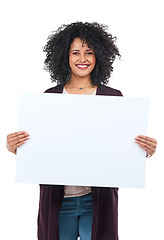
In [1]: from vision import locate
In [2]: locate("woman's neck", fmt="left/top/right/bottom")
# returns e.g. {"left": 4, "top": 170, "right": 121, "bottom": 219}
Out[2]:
{"left": 67, "top": 75, "right": 92, "bottom": 88}
{"left": 65, "top": 74, "right": 97, "bottom": 95}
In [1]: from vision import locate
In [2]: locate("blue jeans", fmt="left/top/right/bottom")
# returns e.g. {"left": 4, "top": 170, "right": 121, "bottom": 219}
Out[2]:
{"left": 59, "top": 192, "right": 93, "bottom": 240}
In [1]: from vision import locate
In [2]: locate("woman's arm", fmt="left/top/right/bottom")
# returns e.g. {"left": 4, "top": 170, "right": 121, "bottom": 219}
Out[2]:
{"left": 135, "top": 135, "right": 157, "bottom": 157}
{"left": 7, "top": 131, "right": 29, "bottom": 154}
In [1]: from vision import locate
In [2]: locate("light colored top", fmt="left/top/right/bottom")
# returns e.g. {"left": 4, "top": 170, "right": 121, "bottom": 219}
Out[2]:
{"left": 64, "top": 185, "right": 91, "bottom": 198}
{"left": 63, "top": 87, "right": 96, "bottom": 198}
{"left": 63, "top": 87, "right": 97, "bottom": 95}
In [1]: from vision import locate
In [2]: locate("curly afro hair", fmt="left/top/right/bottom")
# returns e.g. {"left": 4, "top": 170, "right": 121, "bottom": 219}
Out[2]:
{"left": 43, "top": 22, "right": 121, "bottom": 86}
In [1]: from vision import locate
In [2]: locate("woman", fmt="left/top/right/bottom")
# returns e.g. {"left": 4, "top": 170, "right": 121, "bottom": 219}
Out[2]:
{"left": 7, "top": 22, "right": 157, "bottom": 240}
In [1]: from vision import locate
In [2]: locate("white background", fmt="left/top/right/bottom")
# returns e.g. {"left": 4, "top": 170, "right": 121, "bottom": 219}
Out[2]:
{"left": 0, "top": 0, "right": 163, "bottom": 239}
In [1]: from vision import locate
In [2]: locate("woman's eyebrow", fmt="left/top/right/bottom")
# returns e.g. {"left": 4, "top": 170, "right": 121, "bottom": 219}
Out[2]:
{"left": 71, "top": 48, "right": 93, "bottom": 52}
{"left": 71, "top": 49, "right": 80, "bottom": 52}
{"left": 71, "top": 49, "right": 93, "bottom": 52}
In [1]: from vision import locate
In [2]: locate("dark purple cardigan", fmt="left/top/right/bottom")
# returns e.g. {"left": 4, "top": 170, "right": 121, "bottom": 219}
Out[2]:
{"left": 37, "top": 84, "right": 123, "bottom": 240}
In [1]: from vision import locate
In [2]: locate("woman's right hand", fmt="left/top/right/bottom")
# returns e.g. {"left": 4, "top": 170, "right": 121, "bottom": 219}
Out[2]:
{"left": 7, "top": 131, "right": 29, "bottom": 155}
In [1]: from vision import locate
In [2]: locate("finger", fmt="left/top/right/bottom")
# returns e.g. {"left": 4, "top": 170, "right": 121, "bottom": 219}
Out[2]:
{"left": 135, "top": 141, "right": 155, "bottom": 155}
{"left": 136, "top": 135, "right": 157, "bottom": 144}
{"left": 8, "top": 135, "right": 29, "bottom": 144}
{"left": 7, "top": 131, "right": 29, "bottom": 140}
{"left": 135, "top": 136, "right": 157, "bottom": 149}
{"left": 8, "top": 136, "right": 29, "bottom": 149}
{"left": 135, "top": 139, "right": 155, "bottom": 150}
{"left": 7, "top": 139, "right": 27, "bottom": 152}
{"left": 7, "top": 133, "right": 29, "bottom": 144}
{"left": 8, "top": 141, "right": 26, "bottom": 153}
{"left": 14, "top": 141, "right": 26, "bottom": 149}
{"left": 140, "top": 146, "right": 153, "bottom": 156}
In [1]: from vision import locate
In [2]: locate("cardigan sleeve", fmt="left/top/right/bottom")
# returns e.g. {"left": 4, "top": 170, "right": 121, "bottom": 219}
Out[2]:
{"left": 116, "top": 90, "right": 123, "bottom": 97}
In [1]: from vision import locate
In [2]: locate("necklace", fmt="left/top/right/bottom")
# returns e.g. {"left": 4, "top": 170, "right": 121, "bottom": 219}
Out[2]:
{"left": 66, "top": 85, "right": 95, "bottom": 90}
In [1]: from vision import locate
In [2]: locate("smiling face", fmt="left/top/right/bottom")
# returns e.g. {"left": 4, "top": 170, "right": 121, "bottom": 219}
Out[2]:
{"left": 69, "top": 38, "right": 96, "bottom": 79}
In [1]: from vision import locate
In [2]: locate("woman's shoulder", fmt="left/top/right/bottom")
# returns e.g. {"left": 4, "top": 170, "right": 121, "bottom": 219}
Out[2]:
{"left": 44, "top": 84, "right": 64, "bottom": 93}
{"left": 97, "top": 84, "right": 123, "bottom": 96}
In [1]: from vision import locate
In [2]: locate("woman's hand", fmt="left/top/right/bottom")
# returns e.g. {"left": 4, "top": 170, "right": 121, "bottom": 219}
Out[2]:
{"left": 7, "top": 131, "right": 29, "bottom": 155}
{"left": 135, "top": 135, "right": 157, "bottom": 157}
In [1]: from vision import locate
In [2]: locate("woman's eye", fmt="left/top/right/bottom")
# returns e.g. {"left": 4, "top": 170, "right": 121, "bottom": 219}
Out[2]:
{"left": 72, "top": 52, "right": 79, "bottom": 55}
{"left": 86, "top": 52, "right": 94, "bottom": 55}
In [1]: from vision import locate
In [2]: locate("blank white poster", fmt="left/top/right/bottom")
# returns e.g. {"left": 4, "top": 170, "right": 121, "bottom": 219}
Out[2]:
{"left": 16, "top": 92, "right": 148, "bottom": 188}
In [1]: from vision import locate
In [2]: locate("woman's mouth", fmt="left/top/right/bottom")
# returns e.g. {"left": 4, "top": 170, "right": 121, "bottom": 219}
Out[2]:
{"left": 76, "top": 64, "right": 90, "bottom": 69}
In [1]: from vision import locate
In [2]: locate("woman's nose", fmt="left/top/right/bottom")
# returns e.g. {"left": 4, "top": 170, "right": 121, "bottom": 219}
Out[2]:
{"left": 79, "top": 53, "right": 86, "bottom": 62}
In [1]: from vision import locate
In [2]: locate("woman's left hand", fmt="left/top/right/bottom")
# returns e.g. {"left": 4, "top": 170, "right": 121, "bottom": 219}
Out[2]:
{"left": 135, "top": 135, "right": 157, "bottom": 157}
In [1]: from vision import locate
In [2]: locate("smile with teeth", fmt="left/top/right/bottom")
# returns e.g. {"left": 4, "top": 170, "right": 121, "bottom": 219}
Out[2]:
{"left": 76, "top": 64, "right": 90, "bottom": 69}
